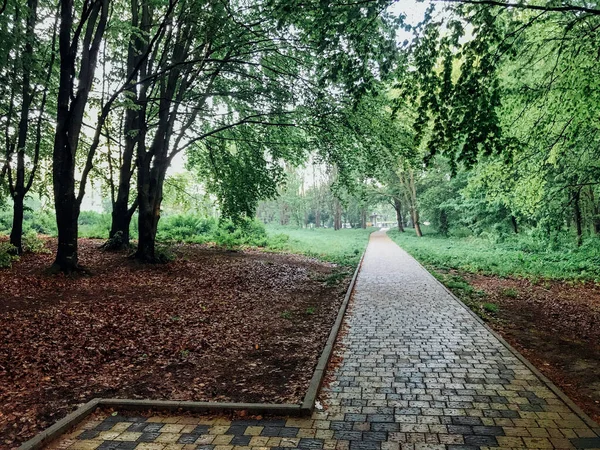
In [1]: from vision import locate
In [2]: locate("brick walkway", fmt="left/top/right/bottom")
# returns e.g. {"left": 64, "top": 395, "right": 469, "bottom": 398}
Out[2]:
{"left": 50, "top": 231, "right": 600, "bottom": 450}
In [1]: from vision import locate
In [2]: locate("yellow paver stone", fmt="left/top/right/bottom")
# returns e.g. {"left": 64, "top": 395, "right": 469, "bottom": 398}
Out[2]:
{"left": 523, "top": 437, "right": 554, "bottom": 448}
{"left": 280, "top": 438, "right": 300, "bottom": 447}
{"left": 249, "top": 436, "right": 270, "bottom": 446}
{"left": 160, "top": 424, "right": 185, "bottom": 433}
{"left": 196, "top": 435, "right": 216, "bottom": 445}
{"left": 148, "top": 417, "right": 180, "bottom": 424}
{"left": 136, "top": 444, "right": 166, "bottom": 450}
{"left": 97, "top": 431, "right": 121, "bottom": 440}
{"left": 213, "top": 435, "right": 234, "bottom": 445}
{"left": 214, "top": 445, "right": 234, "bottom": 450}
{"left": 115, "top": 432, "right": 143, "bottom": 441}
{"left": 155, "top": 433, "right": 182, "bottom": 443}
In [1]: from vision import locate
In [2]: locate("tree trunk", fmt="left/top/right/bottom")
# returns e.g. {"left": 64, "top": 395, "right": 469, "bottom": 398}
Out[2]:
{"left": 315, "top": 208, "right": 321, "bottom": 228}
{"left": 413, "top": 210, "right": 423, "bottom": 237}
{"left": 573, "top": 189, "right": 583, "bottom": 247}
{"left": 8, "top": 0, "right": 38, "bottom": 254}
{"left": 510, "top": 215, "right": 519, "bottom": 234}
{"left": 393, "top": 196, "right": 404, "bottom": 232}
{"left": 106, "top": 0, "right": 146, "bottom": 249}
{"left": 588, "top": 188, "right": 600, "bottom": 234}
{"left": 334, "top": 198, "right": 342, "bottom": 230}
{"left": 439, "top": 208, "right": 449, "bottom": 236}
{"left": 10, "top": 194, "right": 24, "bottom": 253}
{"left": 136, "top": 202, "right": 159, "bottom": 262}
{"left": 51, "top": 0, "right": 108, "bottom": 272}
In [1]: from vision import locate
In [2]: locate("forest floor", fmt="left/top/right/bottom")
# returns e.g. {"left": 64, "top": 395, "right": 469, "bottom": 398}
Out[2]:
{"left": 0, "top": 239, "right": 352, "bottom": 448}
{"left": 431, "top": 269, "right": 600, "bottom": 426}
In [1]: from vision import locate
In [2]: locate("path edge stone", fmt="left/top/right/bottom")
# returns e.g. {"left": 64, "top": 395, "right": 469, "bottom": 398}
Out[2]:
{"left": 17, "top": 398, "right": 100, "bottom": 450}
{"left": 301, "top": 246, "right": 367, "bottom": 412}
{"left": 398, "top": 237, "right": 600, "bottom": 437}
{"left": 17, "top": 246, "right": 368, "bottom": 450}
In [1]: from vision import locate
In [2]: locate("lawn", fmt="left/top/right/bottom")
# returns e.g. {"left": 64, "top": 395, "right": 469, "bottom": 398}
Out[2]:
{"left": 265, "top": 225, "right": 374, "bottom": 267}
{"left": 388, "top": 228, "right": 600, "bottom": 281}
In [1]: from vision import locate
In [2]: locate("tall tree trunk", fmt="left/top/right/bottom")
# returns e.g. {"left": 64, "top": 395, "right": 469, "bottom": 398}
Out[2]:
{"left": 413, "top": 210, "right": 423, "bottom": 237}
{"left": 360, "top": 208, "right": 367, "bottom": 229}
{"left": 315, "top": 208, "right": 321, "bottom": 228}
{"left": 439, "top": 208, "right": 449, "bottom": 236}
{"left": 333, "top": 198, "right": 342, "bottom": 230}
{"left": 573, "top": 189, "right": 583, "bottom": 247}
{"left": 510, "top": 215, "right": 519, "bottom": 234}
{"left": 135, "top": 152, "right": 164, "bottom": 261}
{"left": 393, "top": 196, "right": 404, "bottom": 232}
{"left": 588, "top": 188, "right": 600, "bottom": 234}
{"left": 106, "top": 0, "right": 147, "bottom": 248}
{"left": 51, "top": 0, "right": 108, "bottom": 272}
{"left": 402, "top": 169, "right": 422, "bottom": 237}
{"left": 8, "top": 0, "right": 37, "bottom": 253}
{"left": 10, "top": 194, "right": 24, "bottom": 252}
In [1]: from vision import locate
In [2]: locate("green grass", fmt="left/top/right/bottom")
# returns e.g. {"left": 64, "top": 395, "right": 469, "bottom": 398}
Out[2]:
{"left": 265, "top": 225, "right": 373, "bottom": 267}
{"left": 388, "top": 229, "right": 600, "bottom": 281}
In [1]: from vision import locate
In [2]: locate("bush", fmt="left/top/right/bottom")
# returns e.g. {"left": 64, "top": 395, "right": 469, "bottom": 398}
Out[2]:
{"left": 157, "top": 215, "right": 217, "bottom": 243}
{"left": 78, "top": 211, "right": 111, "bottom": 239}
{"left": 0, "top": 242, "right": 17, "bottom": 268}
{"left": 213, "top": 218, "right": 268, "bottom": 248}
{"left": 22, "top": 230, "right": 49, "bottom": 253}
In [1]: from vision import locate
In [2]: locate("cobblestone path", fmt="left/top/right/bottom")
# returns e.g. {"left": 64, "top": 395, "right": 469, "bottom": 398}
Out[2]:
{"left": 50, "top": 231, "right": 600, "bottom": 450}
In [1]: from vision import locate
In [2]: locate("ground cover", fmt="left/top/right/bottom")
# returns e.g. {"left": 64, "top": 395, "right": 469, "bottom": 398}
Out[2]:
{"left": 0, "top": 235, "right": 359, "bottom": 449}
{"left": 265, "top": 225, "right": 373, "bottom": 267}
{"left": 388, "top": 229, "right": 600, "bottom": 424}
{"left": 388, "top": 228, "right": 600, "bottom": 281}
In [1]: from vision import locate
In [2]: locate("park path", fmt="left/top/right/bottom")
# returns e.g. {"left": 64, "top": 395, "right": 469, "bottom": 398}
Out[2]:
{"left": 51, "top": 231, "right": 600, "bottom": 450}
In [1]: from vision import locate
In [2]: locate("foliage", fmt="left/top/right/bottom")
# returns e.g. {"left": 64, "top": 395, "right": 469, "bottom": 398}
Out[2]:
{"left": 0, "top": 242, "right": 17, "bottom": 268}
{"left": 21, "top": 230, "right": 49, "bottom": 254}
{"left": 389, "top": 229, "right": 600, "bottom": 281}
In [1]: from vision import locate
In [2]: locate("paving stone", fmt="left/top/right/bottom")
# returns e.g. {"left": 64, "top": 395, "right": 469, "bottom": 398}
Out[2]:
{"left": 298, "top": 438, "right": 324, "bottom": 450}
{"left": 279, "top": 428, "right": 300, "bottom": 437}
{"left": 139, "top": 432, "right": 161, "bottom": 442}
{"left": 144, "top": 424, "right": 166, "bottom": 433}
{"left": 230, "top": 436, "right": 252, "bottom": 446}
{"left": 178, "top": 434, "right": 201, "bottom": 444}
{"left": 463, "top": 435, "right": 498, "bottom": 446}
{"left": 348, "top": 442, "right": 380, "bottom": 450}
{"left": 261, "top": 427, "right": 283, "bottom": 437}
{"left": 78, "top": 430, "right": 100, "bottom": 440}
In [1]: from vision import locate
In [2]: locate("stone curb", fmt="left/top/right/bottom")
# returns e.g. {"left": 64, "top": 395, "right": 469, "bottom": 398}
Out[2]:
{"left": 18, "top": 244, "right": 369, "bottom": 450}
{"left": 302, "top": 247, "right": 367, "bottom": 411}
{"left": 397, "top": 236, "right": 600, "bottom": 438}
{"left": 17, "top": 398, "right": 100, "bottom": 450}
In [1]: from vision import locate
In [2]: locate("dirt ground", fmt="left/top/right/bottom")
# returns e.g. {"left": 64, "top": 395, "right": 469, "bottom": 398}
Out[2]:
{"left": 0, "top": 239, "right": 350, "bottom": 449}
{"left": 462, "top": 274, "right": 600, "bottom": 425}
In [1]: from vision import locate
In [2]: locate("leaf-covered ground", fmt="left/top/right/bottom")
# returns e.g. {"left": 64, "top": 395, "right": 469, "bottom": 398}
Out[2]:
{"left": 0, "top": 239, "right": 351, "bottom": 449}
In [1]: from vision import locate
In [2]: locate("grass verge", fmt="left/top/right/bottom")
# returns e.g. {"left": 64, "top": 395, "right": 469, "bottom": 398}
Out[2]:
{"left": 265, "top": 225, "right": 373, "bottom": 267}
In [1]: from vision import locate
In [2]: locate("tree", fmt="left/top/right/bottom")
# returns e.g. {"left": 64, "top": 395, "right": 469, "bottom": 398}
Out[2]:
{"left": 1, "top": 0, "right": 57, "bottom": 253}
{"left": 50, "top": 0, "right": 109, "bottom": 271}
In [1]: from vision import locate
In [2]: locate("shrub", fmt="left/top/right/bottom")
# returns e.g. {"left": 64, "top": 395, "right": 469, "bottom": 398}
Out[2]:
{"left": 22, "top": 230, "right": 49, "bottom": 253}
{"left": 0, "top": 242, "right": 17, "bottom": 268}
{"left": 213, "top": 218, "right": 268, "bottom": 248}
{"left": 157, "top": 215, "right": 217, "bottom": 243}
